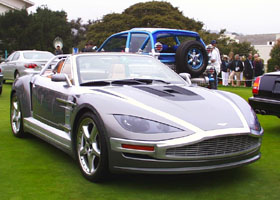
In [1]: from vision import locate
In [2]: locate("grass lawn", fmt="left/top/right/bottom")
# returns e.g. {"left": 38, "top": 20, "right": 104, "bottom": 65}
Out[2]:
{"left": 0, "top": 83, "right": 279, "bottom": 200}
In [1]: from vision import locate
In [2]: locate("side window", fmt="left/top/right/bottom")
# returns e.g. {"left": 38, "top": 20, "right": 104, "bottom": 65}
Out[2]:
{"left": 12, "top": 52, "right": 20, "bottom": 61}
{"left": 61, "top": 58, "right": 73, "bottom": 80}
{"left": 177, "top": 36, "right": 196, "bottom": 44}
{"left": 129, "top": 33, "right": 151, "bottom": 53}
{"left": 6, "top": 52, "right": 15, "bottom": 61}
{"left": 102, "top": 34, "right": 127, "bottom": 52}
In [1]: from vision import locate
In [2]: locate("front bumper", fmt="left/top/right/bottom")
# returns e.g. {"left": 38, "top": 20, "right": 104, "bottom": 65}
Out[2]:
{"left": 109, "top": 128, "right": 263, "bottom": 174}
{"left": 249, "top": 96, "right": 280, "bottom": 117}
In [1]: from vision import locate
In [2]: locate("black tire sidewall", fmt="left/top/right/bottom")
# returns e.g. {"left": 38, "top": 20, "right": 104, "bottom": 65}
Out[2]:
{"left": 75, "top": 111, "right": 109, "bottom": 182}
{"left": 176, "top": 40, "right": 208, "bottom": 77}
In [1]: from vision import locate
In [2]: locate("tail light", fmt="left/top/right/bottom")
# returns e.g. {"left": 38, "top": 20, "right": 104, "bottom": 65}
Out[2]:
{"left": 155, "top": 42, "right": 163, "bottom": 52}
{"left": 209, "top": 68, "right": 215, "bottom": 74}
{"left": 0, "top": 68, "right": 1, "bottom": 73}
{"left": 252, "top": 76, "right": 261, "bottom": 95}
{"left": 24, "top": 63, "right": 38, "bottom": 68}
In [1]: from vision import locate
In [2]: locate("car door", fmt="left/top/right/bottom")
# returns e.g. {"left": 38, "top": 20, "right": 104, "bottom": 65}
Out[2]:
{"left": 31, "top": 57, "right": 75, "bottom": 131}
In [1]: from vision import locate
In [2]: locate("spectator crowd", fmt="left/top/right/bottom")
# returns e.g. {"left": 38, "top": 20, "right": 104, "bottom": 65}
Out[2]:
{"left": 207, "top": 40, "right": 265, "bottom": 88}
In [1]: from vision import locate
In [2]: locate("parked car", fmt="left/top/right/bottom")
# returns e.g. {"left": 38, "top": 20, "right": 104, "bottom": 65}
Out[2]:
{"left": 11, "top": 53, "right": 263, "bottom": 182}
{"left": 0, "top": 65, "right": 3, "bottom": 95}
{"left": 249, "top": 71, "right": 280, "bottom": 118}
{"left": 97, "top": 28, "right": 208, "bottom": 78}
{"left": 0, "top": 50, "right": 54, "bottom": 82}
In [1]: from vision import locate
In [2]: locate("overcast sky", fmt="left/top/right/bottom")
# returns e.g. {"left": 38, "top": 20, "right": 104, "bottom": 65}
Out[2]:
{"left": 28, "top": 0, "right": 280, "bottom": 35}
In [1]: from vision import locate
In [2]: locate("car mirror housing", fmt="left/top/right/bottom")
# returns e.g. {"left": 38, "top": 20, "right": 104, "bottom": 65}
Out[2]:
{"left": 179, "top": 73, "right": 192, "bottom": 85}
{"left": 51, "top": 73, "right": 72, "bottom": 86}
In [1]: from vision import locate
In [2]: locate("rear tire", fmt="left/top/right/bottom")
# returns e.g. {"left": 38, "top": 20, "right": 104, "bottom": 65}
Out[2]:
{"left": 75, "top": 112, "right": 109, "bottom": 182}
{"left": 10, "top": 92, "right": 26, "bottom": 137}
{"left": 175, "top": 40, "right": 208, "bottom": 77}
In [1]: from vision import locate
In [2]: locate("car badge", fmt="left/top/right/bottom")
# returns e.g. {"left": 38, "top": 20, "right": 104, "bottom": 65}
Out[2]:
{"left": 217, "top": 123, "right": 227, "bottom": 126}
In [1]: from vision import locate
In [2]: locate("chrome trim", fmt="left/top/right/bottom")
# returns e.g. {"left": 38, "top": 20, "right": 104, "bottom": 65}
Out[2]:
{"left": 249, "top": 97, "right": 280, "bottom": 104}
{"left": 113, "top": 154, "right": 261, "bottom": 174}
{"left": 110, "top": 128, "right": 262, "bottom": 161}
{"left": 56, "top": 97, "right": 77, "bottom": 106}
{"left": 23, "top": 117, "right": 72, "bottom": 151}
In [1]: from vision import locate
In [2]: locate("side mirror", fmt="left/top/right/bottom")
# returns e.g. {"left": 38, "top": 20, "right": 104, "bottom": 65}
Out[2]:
{"left": 92, "top": 46, "right": 98, "bottom": 51}
{"left": 179, "top": 73, "right": 192, "bottom": 85}
{"left": 51, "top": 73, "right": 72, "bottom": 86}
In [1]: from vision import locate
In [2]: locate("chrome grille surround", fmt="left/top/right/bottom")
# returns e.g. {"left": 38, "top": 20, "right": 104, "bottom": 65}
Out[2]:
{"left": 165, "top": 135, "right": 261, "bottom": 160}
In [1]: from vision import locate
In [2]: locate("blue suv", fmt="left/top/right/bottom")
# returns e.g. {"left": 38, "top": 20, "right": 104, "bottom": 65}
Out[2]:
{"left": 98, "top": 28, "right": 208, "bottom": 77}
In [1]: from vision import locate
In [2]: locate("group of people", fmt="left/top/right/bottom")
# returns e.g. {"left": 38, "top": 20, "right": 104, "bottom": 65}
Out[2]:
{"left": 221, "top": 53, "right": 264, "bottom": 87}
{"left": 207, "top": 40, "right": 264, "bottom": 88}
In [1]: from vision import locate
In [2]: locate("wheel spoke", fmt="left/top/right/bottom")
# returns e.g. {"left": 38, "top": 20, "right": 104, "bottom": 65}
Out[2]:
{"left": 89, "top": 125, "right": 98, "bottom": 143}
{"left": 82, "top": 125, "right": 90, "bottom": 140}
{"left": 79, "top": 146, "right": 87, "bottom": 156}
{"left": 13, "top": 102, "right": 18, "bottom": 111}
{"left": 87, "top": 154, "right": 95, "bottom": 173}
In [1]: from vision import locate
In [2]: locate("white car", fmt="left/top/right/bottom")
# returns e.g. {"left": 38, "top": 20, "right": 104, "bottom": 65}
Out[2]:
{"left": 1, "top": 50, "right": 54, "bottom": 82}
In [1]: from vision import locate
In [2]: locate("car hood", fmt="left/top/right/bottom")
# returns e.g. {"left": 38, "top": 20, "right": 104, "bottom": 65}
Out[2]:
{"left": 89, "top": 84, "right": 249, "bottom": 133}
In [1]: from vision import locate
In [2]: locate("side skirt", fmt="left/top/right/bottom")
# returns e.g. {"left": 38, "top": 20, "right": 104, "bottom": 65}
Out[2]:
{"left": 23, "top": 117, "right": 73, "bottom": 156}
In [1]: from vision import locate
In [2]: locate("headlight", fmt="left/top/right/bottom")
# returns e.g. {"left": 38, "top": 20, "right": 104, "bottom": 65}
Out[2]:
{"left": 114, "top": 115, "right": 183, "bottom": 133}
{"left": 249, "top": 109, "right": 261, "bottom": 132}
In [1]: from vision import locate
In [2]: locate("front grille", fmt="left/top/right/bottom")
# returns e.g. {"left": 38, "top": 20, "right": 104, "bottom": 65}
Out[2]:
{"left": 166, "top": 135, "right": 261, "bottom": 160}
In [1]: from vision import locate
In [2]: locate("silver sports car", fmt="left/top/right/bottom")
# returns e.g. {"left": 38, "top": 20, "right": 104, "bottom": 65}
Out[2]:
{"left": 11, "top": 53, "right": 263, "bottom": 182}
{"left": 1, "top": 50, "right": 54, "bottom": 81}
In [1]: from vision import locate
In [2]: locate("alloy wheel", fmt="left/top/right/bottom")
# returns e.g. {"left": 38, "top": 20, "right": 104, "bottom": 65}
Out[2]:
{"left": 77, "top": 117, "right": 101, "bottom": 175}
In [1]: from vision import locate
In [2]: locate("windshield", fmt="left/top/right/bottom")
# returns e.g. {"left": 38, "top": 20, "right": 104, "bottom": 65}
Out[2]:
{"left": 23, "top": 52, "right": 54, "bottom": 60}
{"left": 76, "top": 54, "right": 185, "bottom": 85}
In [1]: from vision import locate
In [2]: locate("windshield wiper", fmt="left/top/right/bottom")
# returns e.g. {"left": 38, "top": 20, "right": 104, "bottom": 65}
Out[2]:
{"left": 132, "top": 78, "right": 170, "bottom": 84}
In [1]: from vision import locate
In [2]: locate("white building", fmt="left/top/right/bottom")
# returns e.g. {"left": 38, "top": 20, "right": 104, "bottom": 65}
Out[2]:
{"left": 236, "top": 33, "right": 280, "bottom": 66}
{"left": 0, "top": 0, "right": 34, "bottom": 13}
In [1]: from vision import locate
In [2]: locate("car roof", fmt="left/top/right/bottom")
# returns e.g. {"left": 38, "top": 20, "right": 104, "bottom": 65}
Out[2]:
{"left": 72, "top": 52, "right": 154, "bottom": 58}
{"left": 123, "top": 27, "right": 200, "bottom": 37}
{"left": 17, "top": 50, "right": 53, "bottom": 53}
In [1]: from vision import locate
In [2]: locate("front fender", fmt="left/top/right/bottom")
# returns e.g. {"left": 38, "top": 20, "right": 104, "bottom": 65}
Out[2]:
{"left": 11, "top": 75, "right": 33, "bottom": 118}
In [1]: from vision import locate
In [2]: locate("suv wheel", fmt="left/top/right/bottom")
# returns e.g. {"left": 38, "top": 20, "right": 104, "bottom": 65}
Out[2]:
{"left": 175, "top": 40, "right": 208, "bottom": 77}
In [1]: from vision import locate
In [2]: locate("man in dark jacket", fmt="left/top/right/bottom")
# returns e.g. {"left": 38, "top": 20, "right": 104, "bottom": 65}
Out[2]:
{"left": 243, "top": 53, "right": 254, "bottom": 87}
{"left": 253, "top": 54, "right": 264, "bottom": 78}
{"left": 228, "top": 54, "right": 244, "bottom": 87}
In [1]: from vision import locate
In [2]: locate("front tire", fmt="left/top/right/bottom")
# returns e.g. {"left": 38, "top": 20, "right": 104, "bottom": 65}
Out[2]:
{"left": 14, "top": 71, "right": 20, "bottom": 80}
{"left": 175, "top": 40, "right": 208, "bottom": 77}
{"left": 75, "top": 112, "right": 109, "bottom": 182}
{"left": 10, "top": 92, "right": 26, "bottom": 137}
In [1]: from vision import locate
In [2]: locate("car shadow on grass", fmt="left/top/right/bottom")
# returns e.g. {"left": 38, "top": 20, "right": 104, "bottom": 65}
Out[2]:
{"left": 105, "top": 167, "right": 255, "bottom": 189}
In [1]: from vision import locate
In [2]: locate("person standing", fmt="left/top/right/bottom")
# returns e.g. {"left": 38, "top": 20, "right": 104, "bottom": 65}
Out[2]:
{"left": 253, "top": 54, "right": 264, "bottom": 78}
{"left": 228, "top": 54, "right": 244, "bottom": 87}
{"left": 210, "top": 40, "right": 221, "bottom": 86}
{"left": 54, "top": 45, "right": 63, "bottom": 55}
{"left": 221, "top": 55, "right": 229, "bottom": 86}
{"left": 243, "top": 53, "right": 254, "bottom": 87}
{"left": 207, "top": 44, "right": 220, "bottom": 89}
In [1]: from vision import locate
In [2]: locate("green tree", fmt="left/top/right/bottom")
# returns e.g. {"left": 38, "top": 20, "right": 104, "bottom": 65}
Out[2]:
{"left": 267, "top": 39, "right": 280, "bottom": 72}
{"left": 0, "top": 6, "right": 72, "bottom": 55}
{"left": 0, "top": 9, "right": 31, "bottom": 53}
{"left": 29, "top": 6, "right": 72, "bottom": 53}
{"left": 85, "top": 1, "right": 204, "bottom": 47}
